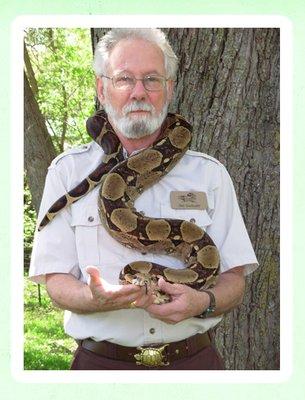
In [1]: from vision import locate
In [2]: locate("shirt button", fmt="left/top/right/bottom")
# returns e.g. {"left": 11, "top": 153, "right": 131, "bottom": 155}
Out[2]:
{"left": 190, "top": 218, "right": 196, "bottom": 223}
{"left": 88, "top": 216, "right": 94, "bottom": 222}
{"left": 149, "top": 328, "right": 155, "bottom": 334}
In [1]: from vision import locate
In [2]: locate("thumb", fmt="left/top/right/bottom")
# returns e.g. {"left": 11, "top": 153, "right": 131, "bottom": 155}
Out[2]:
{"left": 86, "top": 266, "right": 102, "bottom": 286}
{"left": 158, "top": 277, "right": 181, "bottom": 295}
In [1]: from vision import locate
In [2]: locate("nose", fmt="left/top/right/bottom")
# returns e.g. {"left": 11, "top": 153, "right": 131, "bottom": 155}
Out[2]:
{"left": 130, "top": 79, "right": 148, "bottom": 101}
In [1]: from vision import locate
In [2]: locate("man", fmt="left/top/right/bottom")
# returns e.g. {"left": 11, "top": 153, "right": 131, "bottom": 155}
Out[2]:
{"left": 29, "top": 28, "right": 258, "bottom": 370}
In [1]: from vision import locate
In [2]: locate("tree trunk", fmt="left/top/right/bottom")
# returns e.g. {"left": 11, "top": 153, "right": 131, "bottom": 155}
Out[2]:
{"left": 91, "top": 28, "right": 280, "bottom": 370}
{"left": 165, "top": 28, "right": 280, "bottom": 370}
{"left": 24, "top": 71, "right": 57, "bottom": 213}
{"left": 24, "top": 43, "right": 39, "bottom": 97}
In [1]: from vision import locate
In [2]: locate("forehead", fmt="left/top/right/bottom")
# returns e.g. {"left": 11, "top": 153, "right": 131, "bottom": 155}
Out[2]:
{"left": 107, "top": 38, "right": 165, "bottom": 75}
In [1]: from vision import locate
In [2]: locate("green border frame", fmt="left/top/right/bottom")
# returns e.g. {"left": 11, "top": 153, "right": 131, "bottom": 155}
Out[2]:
{"left": 1, "top": 0, "right": 304, "bottom": 399}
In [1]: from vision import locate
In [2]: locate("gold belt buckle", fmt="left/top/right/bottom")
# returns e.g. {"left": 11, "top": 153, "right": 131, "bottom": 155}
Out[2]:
{"left": 134, "top": 344, "right": 169, "bottom": 367}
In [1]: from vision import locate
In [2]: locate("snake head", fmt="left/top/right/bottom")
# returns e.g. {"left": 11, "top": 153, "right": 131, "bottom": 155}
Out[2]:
{"left": 120, "top": 272, "right": 151, "bottom": 288}
{"left": 131, "top": 273, "right": 151, "bottom": 287}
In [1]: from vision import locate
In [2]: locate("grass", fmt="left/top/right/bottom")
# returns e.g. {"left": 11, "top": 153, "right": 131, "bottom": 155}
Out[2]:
{"left": 24, "top": 277, "right": 77, "bottom": 370}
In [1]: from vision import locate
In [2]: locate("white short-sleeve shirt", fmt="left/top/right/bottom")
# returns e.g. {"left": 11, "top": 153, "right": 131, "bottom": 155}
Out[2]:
{"left": 29, "top": 141, "right": 258, "bottom": 346}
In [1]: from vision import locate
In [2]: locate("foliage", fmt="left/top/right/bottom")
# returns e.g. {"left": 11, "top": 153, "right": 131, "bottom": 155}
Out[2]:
{"left": 25, "top": 28, "right": 96, "bottom": 153}
{"left": 24, "top": 275, "right": 76, "bottom": 370}
{"left": 24, "top": 28, "right": 95, "bottom": 268}
{"left": 24, "top": 29, "right": 94, "bottom": 368}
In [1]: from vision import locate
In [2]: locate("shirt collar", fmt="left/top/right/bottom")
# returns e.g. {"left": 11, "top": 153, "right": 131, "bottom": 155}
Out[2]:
{"left": 122, "top": 147, "right": 145, "bottom": 159}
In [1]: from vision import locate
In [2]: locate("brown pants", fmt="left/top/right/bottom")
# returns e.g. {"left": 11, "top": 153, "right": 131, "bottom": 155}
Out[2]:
{"left": 70, "top": 344, "right": 224, "bottom": 370}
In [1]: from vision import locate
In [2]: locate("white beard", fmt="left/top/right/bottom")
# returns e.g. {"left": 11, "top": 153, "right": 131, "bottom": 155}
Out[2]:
{"left": 103, "top": 100, "right": 169, "bottom": 139}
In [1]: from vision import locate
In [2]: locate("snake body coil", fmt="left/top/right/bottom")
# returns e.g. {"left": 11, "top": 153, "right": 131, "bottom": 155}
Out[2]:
{"left": 39, "top": 111, "right": 220, "bottom": 303}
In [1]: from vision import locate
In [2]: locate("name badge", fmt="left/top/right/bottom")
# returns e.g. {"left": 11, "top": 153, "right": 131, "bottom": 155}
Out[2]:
{"left": 170, "top": 191, "right": 208, "bottom": 210}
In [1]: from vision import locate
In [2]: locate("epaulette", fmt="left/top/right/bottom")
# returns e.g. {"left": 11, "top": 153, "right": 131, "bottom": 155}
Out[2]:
{"left": 50, "top": 143, "right": 92, "bottom": 167}
{"left": 186, "top": 149, "right": 222, "bottom": 166}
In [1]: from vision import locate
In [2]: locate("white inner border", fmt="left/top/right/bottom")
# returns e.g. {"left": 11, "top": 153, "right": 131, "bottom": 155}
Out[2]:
{"left": 10, "top": 14, "right": 293, "bottom": 384}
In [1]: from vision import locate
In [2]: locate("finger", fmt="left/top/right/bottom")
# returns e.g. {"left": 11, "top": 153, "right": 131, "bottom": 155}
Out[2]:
{"left": 121, "top": 292, "right": 144, "bottom": 306}
{"left": 99, "top": 283, "right": 142, "bottom": 304}
{"left": 135, "top": 285, "right": 154, "bottom": 299}
{"left": 145, "top": 301, "right": 179, "bottom": 317}
{"left": 133, "top": 293, "right": 155, "bottom": 308}
{"left": 86, "top": 266, "right": 102, "bottom": 286}
{"left": 86, "top": 267, "right": 142, "bottom": 304}
{"left": 157, "top": 277, "right": 183, "bottom": 295}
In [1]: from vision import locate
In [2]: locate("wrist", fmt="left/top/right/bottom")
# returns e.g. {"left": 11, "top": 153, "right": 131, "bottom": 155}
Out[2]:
{"left": 82, "top": 284, "right": 103, "bottom": 313}
{"left": 196, "top": 290, "right": 216, "bottom": 319}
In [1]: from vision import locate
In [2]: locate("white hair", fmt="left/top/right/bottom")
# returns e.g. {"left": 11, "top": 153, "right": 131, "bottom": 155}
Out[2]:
{"left": 93, "top": 28, "right": 178, "bottom": 80}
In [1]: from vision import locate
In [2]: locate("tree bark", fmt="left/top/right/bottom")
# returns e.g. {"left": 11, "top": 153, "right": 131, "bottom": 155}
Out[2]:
{"left": 24, "top": 71, "right": 57, "bottom": 213}
{"left": 24, "top": 43, "right": 39, "bottom": 97}
{"left": 91, "top": 28, "right": 280, "bottom": 370}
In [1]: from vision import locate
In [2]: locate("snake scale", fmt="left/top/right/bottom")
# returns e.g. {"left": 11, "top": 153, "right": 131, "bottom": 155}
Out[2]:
{"left": 39, "top": 110, "right": 220, "bottom": 303}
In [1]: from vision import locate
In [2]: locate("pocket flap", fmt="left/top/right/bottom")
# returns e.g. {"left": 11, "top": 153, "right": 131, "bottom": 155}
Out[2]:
{"left": 71, "top": 203, "right": 101, "bottom": 227}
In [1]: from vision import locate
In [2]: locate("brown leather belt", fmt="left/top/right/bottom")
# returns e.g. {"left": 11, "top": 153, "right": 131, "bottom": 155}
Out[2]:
{"left": 76, "top": 332, "right": 211, "bottom": 367}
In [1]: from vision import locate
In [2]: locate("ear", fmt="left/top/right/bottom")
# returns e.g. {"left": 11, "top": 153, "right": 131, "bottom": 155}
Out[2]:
{"left": 166, "top": 79, "right": 175, "bottom": 103}
{"left": 96, "top": 77, "right": 106, "bottom": 104}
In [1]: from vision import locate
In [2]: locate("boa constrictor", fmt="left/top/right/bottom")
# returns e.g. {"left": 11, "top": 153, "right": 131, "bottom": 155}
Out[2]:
{"left": 39, "top": 110, "right": 220, "bottom": 303}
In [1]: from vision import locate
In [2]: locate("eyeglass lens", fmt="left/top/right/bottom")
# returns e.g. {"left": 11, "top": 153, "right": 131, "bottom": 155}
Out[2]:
{"left": 112, "top": 73, "right": 165, "bottom": 91}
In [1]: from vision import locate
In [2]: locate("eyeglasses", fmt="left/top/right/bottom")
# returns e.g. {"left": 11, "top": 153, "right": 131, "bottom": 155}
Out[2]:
{"left": 101, "top": 72, "right": 169, "bottom": 92}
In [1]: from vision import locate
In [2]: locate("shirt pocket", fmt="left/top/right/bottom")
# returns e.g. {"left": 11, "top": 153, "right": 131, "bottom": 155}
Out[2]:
{"left": 70, "top": 203, "right": 101, "bottom": 268}
{"left": 160, "top": 189, "right": 214, "bottom": 230}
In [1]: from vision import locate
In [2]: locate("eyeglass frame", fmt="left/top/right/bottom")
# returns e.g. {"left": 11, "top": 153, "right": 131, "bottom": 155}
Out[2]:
{"left": 100, "top": 72, "right": 171, "bottom": 92}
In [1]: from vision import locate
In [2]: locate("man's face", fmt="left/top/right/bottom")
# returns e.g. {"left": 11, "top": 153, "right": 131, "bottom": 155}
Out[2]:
{"left": 97, "top": 38, "right": 174, "bottom": 139}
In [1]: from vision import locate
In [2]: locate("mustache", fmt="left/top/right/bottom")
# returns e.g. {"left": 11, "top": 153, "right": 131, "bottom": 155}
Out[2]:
{"left": 122, "top": 101, "right": 155, "bottom": 115}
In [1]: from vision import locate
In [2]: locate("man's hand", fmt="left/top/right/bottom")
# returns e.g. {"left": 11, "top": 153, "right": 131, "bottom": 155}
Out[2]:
{"left": 145, "top": 278, "right": 209, "bottom": 324}
{"left": 86, "top": 266, "right": 155, "bottom": 311}
{"left": 145, "top": 267, "right": 246, "bottom": 324}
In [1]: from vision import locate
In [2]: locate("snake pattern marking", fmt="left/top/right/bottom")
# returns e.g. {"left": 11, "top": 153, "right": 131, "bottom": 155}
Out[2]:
{"left": 39, "top": 110, "right": 220, "bottom": 303}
